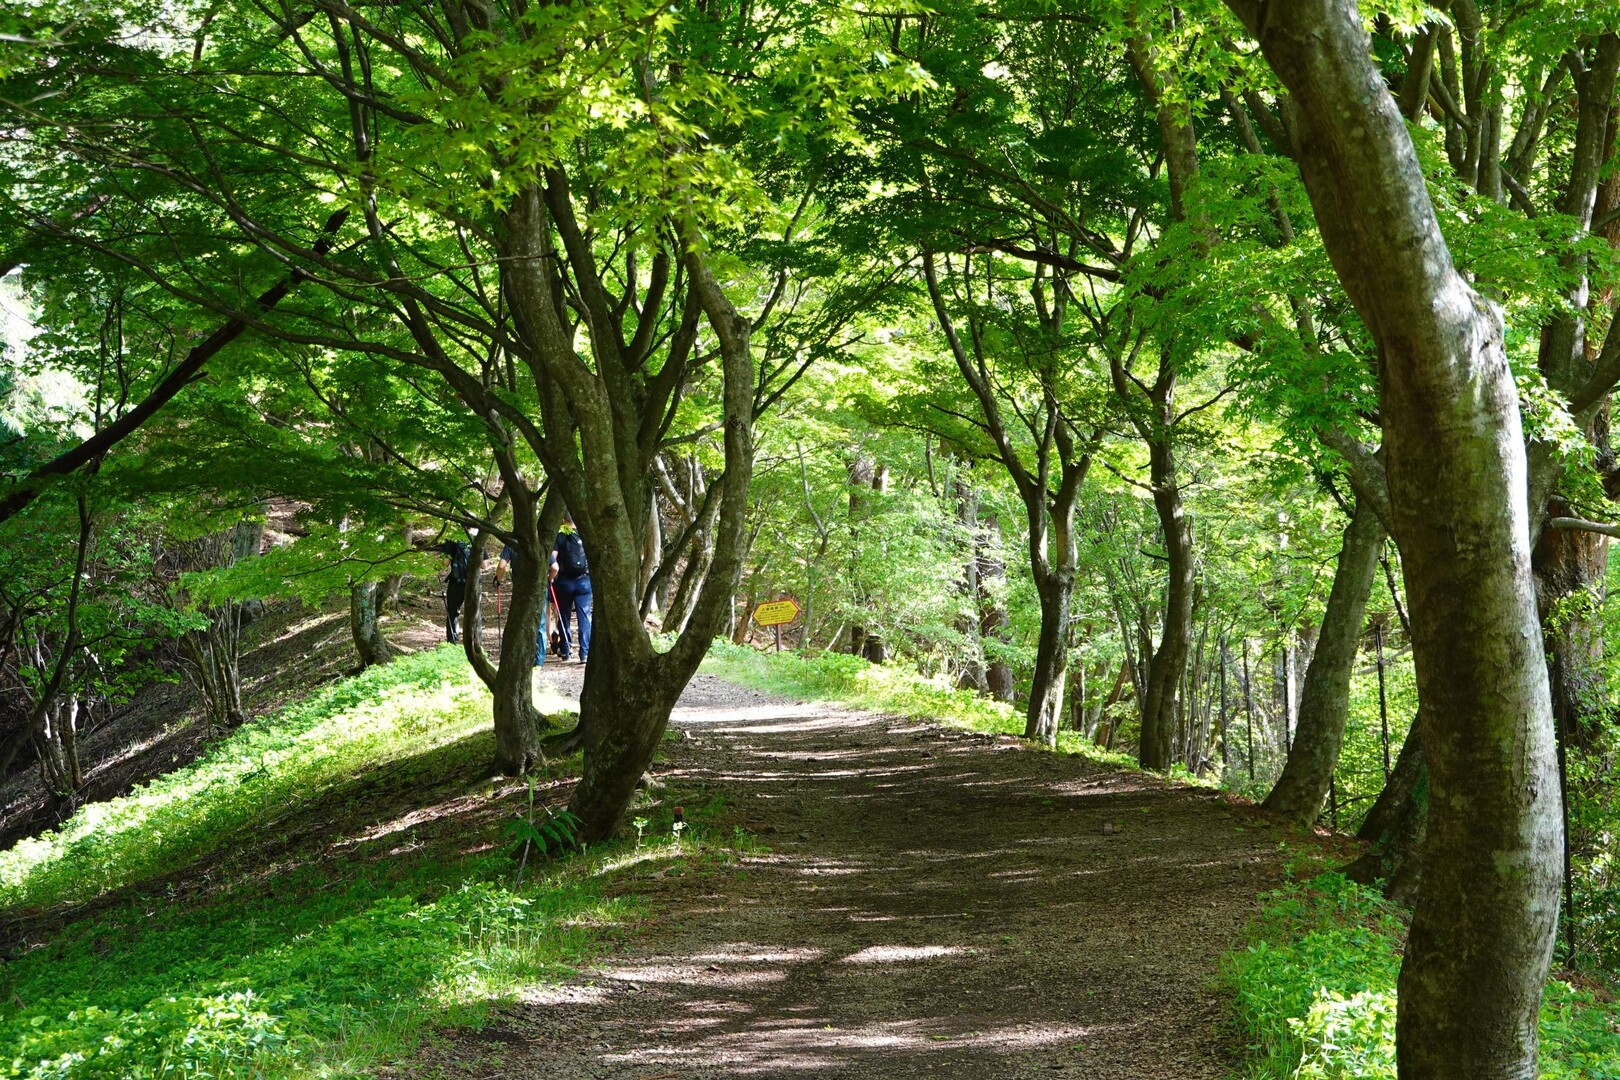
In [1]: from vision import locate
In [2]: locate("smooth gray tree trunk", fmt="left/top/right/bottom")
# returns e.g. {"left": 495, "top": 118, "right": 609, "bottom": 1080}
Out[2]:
{"left": 1226, "top": 5, "right": 1563, "bottom": 1076}
{"left": 348, "top": 580, "right": 394, "bottom": 669}
{"left": 1264, "top": 498, "right": 1385, "bottom": 824}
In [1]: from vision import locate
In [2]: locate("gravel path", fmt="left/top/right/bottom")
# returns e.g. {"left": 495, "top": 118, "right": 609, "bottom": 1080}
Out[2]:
{"left": 397, "top": 671, "right": 1291, "bottom": 1079}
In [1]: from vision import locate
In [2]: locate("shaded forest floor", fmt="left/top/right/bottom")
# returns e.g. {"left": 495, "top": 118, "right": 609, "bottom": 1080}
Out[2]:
{"left": 395, "top": 672, "right": 1305, "bottom": 1079}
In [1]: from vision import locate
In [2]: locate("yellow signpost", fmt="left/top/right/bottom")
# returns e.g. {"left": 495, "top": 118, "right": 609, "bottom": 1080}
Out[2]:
{"left": 753, "top": 598, "right": 801, "bottom": 651}
{"left": 752, "top": 599, "right": 801, "bottom": 626}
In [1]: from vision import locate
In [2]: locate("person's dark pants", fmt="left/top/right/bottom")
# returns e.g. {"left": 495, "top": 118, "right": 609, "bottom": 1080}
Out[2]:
{"left": 552, "top": 575, "right": 592, "bottom": 660}
{"left": 446, "top": 580, "right": 466, "bottom": 643}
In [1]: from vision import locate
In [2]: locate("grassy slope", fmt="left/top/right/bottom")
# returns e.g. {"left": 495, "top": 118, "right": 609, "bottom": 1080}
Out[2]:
{"left": 0, "top": 647, "right": 698, "bottom": 1080}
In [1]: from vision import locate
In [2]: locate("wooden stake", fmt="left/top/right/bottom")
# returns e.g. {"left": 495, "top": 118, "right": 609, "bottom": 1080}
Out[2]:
{"left": 1375, "top": 621, "right": 1391, "bottom": 781}
{"left": 1242, "top": 638, "right": 1255, "bottom": 782}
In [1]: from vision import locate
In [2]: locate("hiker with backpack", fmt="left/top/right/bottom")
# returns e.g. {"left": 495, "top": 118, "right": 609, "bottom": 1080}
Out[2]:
{"left": 437, "top": 538, "right": 472, "bottom": 644}
{"left": 550, "top": 514, "right": 592, "bottom": 663}
{"left": 486, "top": 550, "right": 570, "bottom": 667}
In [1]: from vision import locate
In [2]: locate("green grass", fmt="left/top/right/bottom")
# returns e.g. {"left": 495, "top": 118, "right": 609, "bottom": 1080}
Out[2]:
{"left": 701, "top": 640, "right": 1143, "bottom": 769}
{"left": 1223, "top": 873, "right": 1620, "bottom": 1079}
{"left": 0, "top": 647, "right": 639, "bottom": 1079}
{"left": 1, "top": 857, "right": 631, "bottom": 1079}
{"left": 0, "top": 647, "right": 573, "bottom": 912}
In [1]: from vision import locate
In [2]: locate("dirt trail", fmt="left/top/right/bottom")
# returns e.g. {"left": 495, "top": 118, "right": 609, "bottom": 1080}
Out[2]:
{"left": 401, "top": 671, "right": 1292, "bottom": 1079}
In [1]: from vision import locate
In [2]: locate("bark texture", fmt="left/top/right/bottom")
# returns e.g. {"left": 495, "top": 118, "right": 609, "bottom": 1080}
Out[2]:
{"left": 1226, "top": 4, "right": 1562, "bottom": 1076}
{"left": 1026, "top": 572, "right": 1071, "bottom": 745}
{"left": 495, "top": 484, "right": 562, "bottom": 775}
{"left": 1122, "top": 33, "right": 1203, "bottom": 771}
{"left": 552, "top": 222, "right": 757, "bottom": 842}
{"left": 922, "top": 253, "right": 1091, "bottom": 746}
{"left": 348, "top": 580, "right": 394, "bottom": 669}
{"left": 1137, "top": 416, "right": 1194, "bottom": 770}
{"left": 1534, "top": 506, "right": 1610, "bottom": 747}
{"left": 1263, "top": 498, "right": 1385, "bottom": 824}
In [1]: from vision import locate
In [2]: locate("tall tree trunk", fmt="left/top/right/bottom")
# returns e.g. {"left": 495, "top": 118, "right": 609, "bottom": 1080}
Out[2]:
{"left": 1228, "top": 5, "right": 1562, "bottom": 1075}
{"left": 1523, "top": 38, "right": 1620, "bottom": 761}
{"left": 453, "top": 469, "right": 556, "bottom": 775}
{"left": 562, "top": 232, "right": 756, "bottom": 843}
{"left": 920, "top": 251, "right": 1090, "bottom": 739}
{"left": 573, "top": 630, "right": 687, "bottom": 835}
{"left": 1139, "top": 428, "right": 1194, "bottom": 770}
{"left": 1273, "top": 638, "right": 1296, "bottom": 757}
{"left": 1026, "top": 573, "right": 1071, "bottom": 746}
{"left": 1533, "top": 505, "right": 1610, "bottom": 748}
{"left": 979, "top": 512, "right": 1016, "bottom": 702}
{"left": 1345, "top": 708, "right": 1428, "bottom": 906}
{"left": 348, "top": 579, "right": 394, "bottom": 669}
{"left": 1123, "top": 38, "right": 1203, "bottom": 772}
{"left": 844, "top": 455, "right": 883, "bottom": 663}
{"left": 480, "top": 483, "right": 560, "bottom": 776}
{"left": 954, "top": 470, "right": 990, "bottom": 694}
{"left": 490, "top": 545, "right": 547, "bottom": 773}
{"left": 1264, "top": 497, "right": 1385, "bottom": 823}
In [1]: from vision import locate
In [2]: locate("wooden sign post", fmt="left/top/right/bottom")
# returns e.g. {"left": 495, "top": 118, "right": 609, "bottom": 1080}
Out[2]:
{"left": 753, "top": 597, "right": 801, "bottom": 652}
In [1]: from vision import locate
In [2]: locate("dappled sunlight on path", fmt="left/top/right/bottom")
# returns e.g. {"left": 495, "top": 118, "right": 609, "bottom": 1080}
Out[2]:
{"left": 395, "top": 674, "right": 1290, "bottom": 1079}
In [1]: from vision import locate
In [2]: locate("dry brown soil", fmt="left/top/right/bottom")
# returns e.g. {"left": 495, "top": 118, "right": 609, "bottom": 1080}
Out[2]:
{"left": 397, "top": 670, "right": 1297, "bottom": 1080}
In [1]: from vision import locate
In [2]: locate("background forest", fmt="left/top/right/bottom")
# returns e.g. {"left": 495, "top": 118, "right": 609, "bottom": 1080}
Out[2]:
{"left": 3, "top": 0, "right": 1620, "bottom": 1077}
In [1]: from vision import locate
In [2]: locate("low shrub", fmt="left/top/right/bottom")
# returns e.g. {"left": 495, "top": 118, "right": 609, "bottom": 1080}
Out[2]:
{"left": 1224, "top": 873, "right": 1620, "bottom": 1079}
{"left": 1, "top": 859, "right": 630, "bottom": 1078}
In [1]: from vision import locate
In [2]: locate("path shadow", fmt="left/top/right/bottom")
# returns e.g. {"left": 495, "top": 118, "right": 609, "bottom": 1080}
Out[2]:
{"left": 404, "top": 674, "right": 1293, "bottom": 1079}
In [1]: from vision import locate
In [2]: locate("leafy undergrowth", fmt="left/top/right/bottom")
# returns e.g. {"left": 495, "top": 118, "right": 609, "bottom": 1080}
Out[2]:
{"left": 1224, "top": 873, "right": 1620, "bottom": 1079}
{"left": 702, "top": 640, "right": 1150, "bottom": 770}
{"left": 0, "top": 646, "right": 568, "bottom": 912}
{"left": 0, "top": 647, "right": 711, "bottom": 1079}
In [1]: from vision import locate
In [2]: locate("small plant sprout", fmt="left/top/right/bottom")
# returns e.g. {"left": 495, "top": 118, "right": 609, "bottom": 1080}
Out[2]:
{"left": 632, "top": 816, "right": 650, "bottom": 847}
{"left": 671, "top": 806, "right": 686, "bottom": 842}
{"left": 504, "top": 778, "right": 581, "bottom": 887}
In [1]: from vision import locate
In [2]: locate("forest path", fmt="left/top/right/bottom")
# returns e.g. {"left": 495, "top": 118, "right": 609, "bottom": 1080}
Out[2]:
{"left": 398, "top": 671, "right": 1292, "bottom": 1079}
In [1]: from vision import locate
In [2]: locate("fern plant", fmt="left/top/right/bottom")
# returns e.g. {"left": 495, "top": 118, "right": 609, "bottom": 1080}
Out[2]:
{"left": 505, "top": 779, "right": 582, "bottom": 887}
